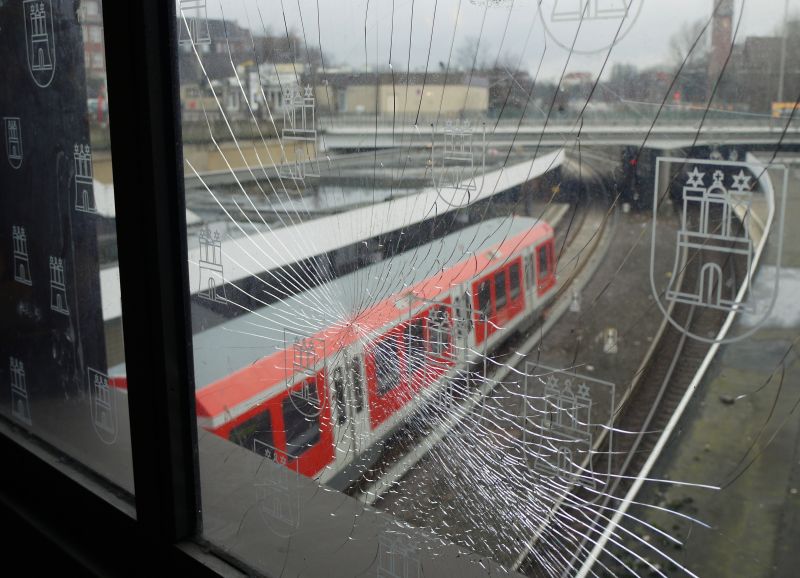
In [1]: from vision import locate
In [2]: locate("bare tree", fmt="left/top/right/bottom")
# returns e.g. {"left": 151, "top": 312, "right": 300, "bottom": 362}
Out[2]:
{"left": 454, "top": 35, "right": 490, "bottom": 72}
{"left": 669, "top": 19, "right": 709, "bottom": 69}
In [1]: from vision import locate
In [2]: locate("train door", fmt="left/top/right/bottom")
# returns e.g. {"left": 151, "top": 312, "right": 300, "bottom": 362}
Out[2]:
{"left": 329, "top": 352, "right": 369, "bottom": 472}
{"left": 473, "top": 276, "right": 492, "bottom": 344}
{"left": 535, "top": 240, "right": 556, "bottom": 296}
{"left": 330, "top": 363, "right": 353, "bottom": 470}
{"left": 525, "top": 253, "right": 536, "bottom": 302}
{"left": 450, "top": 290, "right": 473, "bottom": 402}
{"left": 452, "top": 290, "right": 473, "bottom": 355}
{"left": 346, "top": 353, "right": 369, "bottom": 455}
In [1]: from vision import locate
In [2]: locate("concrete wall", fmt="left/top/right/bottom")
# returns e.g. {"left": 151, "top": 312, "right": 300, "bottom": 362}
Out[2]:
{"left": 343, "top": 85, "right": 379, "bottom": 114}
{"left": 90, "top": 139, "right": 316, "bottom": 184}
{"left": 378, "top": 84, "right": 489, "bottom": 116}
{"left": 184, "top": 140, "right": 316, "bottom": 173}
{"left": 327, "top": 83, "right": 490, "bottom": 116}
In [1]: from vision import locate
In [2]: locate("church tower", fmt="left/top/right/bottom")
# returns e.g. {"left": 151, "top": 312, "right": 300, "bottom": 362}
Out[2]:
{"left": 709, "top": 0, "right": 734, "bottom": 87}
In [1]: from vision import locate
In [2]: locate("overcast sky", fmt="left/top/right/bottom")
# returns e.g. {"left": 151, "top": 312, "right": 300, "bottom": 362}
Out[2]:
{"left": 194, "top": 0, "right": 797, "bottom": 81}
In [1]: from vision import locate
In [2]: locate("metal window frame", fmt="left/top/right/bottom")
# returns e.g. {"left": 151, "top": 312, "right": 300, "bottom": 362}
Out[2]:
{"left": 102, "top": 0, "right": 200, "bottom": 543}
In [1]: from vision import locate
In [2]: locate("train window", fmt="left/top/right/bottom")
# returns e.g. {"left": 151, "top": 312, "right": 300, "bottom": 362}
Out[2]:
{"left": 405, "top": 319, "right": 426, "bottom": 374}
{"left": 375, "top": 337, "right": 401, "bottom": 396}
{"left": 333, "top": 367, "right": 346, "bottom": 425}
{"left": 429, "top": 306, "right": 451, "bottom": 356}
{"left": 350, "top": 356, "right": 364, "bottom": 413}
{"left": 453, "top": 294, "right": 472, "bottom": 339}
{"left": 510, "top": 263, "right": 521, "bottom": 300}
{"left": 538, "top": 245, "right": 549, "bottom": 280}
{"left": 229, "top": 409, "right": 274, "bottom": 455}
{"left": 282, "top": 386, "right": 322, "bottom": 459}
{"left": 495, "top": 271, "right": 507, "bottom": 310}
{"left": 478, "top": 280, "right": 491, "bottom": 319}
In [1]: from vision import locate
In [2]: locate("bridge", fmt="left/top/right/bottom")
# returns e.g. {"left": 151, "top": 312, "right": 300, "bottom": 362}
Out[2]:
{"left": 318, "top": 116, "right": 800, "bottom": 151}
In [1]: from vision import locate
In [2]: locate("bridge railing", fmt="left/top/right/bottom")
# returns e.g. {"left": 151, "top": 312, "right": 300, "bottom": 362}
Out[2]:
{"left": 318, "top": 106, "right": 800, "bottom": 132}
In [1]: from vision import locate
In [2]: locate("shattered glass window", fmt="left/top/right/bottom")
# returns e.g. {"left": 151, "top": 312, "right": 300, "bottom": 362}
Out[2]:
{"left": 173, "top": 0, "right": 800, "bottom": 576}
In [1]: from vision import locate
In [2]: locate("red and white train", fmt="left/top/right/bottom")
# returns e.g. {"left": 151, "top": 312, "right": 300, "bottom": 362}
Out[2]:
{"left": 193, "top": 219, "right": 559, "bottom": 487}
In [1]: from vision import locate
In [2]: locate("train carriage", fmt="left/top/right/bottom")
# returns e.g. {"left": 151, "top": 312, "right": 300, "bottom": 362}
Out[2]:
{"left": 193, "top": 217, "right": 559, "bottom": 486}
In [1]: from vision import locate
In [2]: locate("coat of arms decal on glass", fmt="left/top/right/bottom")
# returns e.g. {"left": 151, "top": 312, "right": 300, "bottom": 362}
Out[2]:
{"left": 23, "top": 0, "right": 57, "bottom": 88}
{"left": 430, "top": 120, "right": 486, "bottom": 208}
{"left": 537, "top": 0, "right": 644, "bottom": 54}
{"left": 650, "top": 157, "right": 787, "bottom": 344}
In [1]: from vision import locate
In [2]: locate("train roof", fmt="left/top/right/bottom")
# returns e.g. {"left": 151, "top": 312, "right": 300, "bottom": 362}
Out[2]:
{"left": 195, "top": 216, "right": 553, "bottom": 419}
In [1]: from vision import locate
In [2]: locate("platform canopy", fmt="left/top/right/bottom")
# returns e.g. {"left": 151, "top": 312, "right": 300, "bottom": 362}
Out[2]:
{"left": 101, "top": 148, "right": 564, "bottom": 321}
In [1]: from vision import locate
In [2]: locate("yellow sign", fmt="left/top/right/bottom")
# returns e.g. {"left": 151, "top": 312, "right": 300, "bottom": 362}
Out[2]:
{"left": 772, "top": 102, "right": 800, "bottom": 118}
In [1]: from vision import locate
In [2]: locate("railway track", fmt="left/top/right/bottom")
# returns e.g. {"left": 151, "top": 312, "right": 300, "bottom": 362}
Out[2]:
{"left": 515, "top": 208, "right": 748, "bottom": 578}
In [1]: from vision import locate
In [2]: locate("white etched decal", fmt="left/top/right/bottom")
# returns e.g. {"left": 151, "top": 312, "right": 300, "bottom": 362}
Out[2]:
{"left": 377, "top": 531, "right": 422, "bottom": 578}
{"left": 651, "top": 157, "right": 787, "bottom": 344}
{"left": 431, "top": 120, "right": 486, "bottom": 206}
{"left": 278, "top": 85, "right": 320, "bottom": 183}
{"left": 12, "top": 226, "right": 32, "bottom": 286}
{"left": 88, "top": 367, "right": 118, "bottom": 444}
{"left": 178, "top": 0, "right": 211, "bottom": 46}
{"left": 49, "top": 256, "right": 68, "bottom": 315}
{"left": 551, "top": 0, "right": 632, "bottom": 21}
{"left": 74, "top": 144, "right": 97, "bottom": 213}
{"left": 4, "top": 117, "right": 23, "bottom": 169}
{"left": 255, "top": 444, "right": 302, "bottom": 536}
{"left": 198, "top": 228, "right": 226, "bottom": 302}
{"left": 9, "top": 357, "right": 32, "bottom": 426}
{"left": 524, "top": 364, "right": 615, "bottom": 492}
{"left": 23, "top": 0, "right": 57, "bottom": 88}
{"left": 538, "top": 0, "right": 643, "bottom": 55}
